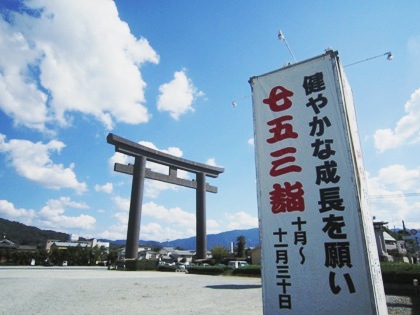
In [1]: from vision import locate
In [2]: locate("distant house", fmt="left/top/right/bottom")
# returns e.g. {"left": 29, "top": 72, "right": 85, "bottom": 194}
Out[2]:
{"left": 46, "top": 237, "right": 109, "bottom": 253}
{"left": 0, "top": 238, "right": 18, "bottom": 250}
{"left": 50, "top": 242, "right": 89, "bottom": 251}
{"left": 0, "top": 237, "right": 36, "bottom": 252}
{"left": 117, "top": 246, "right": 157, "bottom": 261}
{"left": 158, "top": 247, "right": 196, "bottom": 263}
{"left": 384, "top": 231, "right": 398, "bottom": 253}
{"left": 171, "top": 249, "right": 195, "bottom": 263}
{"left": 91, "top": 239, "right": 110, "bottom": 251}
{"left": 373, "top": 222, "right": 394, "bottom": 261}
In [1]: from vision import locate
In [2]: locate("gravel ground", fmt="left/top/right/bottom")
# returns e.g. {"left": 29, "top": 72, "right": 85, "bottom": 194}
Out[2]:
{"left": 386, "top": 295, "right": 419, "bottom": 315}
{"left": 0, "top": 266, "right": 418, "bottom": 314}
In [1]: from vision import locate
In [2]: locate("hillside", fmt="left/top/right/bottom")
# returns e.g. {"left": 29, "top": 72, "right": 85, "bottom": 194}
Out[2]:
{"left": 0, "top": 218, "right": 69, "bottom": 246}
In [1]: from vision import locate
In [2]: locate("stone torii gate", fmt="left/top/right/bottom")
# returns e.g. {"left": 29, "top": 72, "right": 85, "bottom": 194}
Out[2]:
{"left": 107, "top": 133, "right": 224, "bottom": 260}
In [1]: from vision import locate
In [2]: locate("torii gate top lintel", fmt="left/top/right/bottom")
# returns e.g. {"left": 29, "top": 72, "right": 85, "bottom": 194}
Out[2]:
{"left": 107, "top": 133, "right": 224, "bottom": 178}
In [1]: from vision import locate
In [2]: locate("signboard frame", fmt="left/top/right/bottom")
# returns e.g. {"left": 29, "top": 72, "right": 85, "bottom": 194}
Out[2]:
{"left": 250, "top": 50, "right": 387, "bottom": 314}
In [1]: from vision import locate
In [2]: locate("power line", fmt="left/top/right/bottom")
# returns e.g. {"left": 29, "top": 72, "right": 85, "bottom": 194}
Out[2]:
{"left": 369, "top": 193, "right": 420, "bottom": 199}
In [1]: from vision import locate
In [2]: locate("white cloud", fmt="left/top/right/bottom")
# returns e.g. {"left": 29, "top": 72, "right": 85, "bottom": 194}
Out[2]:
{"left": 0, "top": 199, "right": 36, "bottom": 225}
{"left": 367, "top": 165, "right": 420, "bottom": 229}
{"left": 0, "top": 134, "right": 87, "bottom": 193}
{"left": 38, "top": 197, "right": 95, "bottom": 230}
{"left": 224, "top": 211, "right": 258, "bottom": 230}
{"left": 143, "top": 201, "right": 196, "bottom": 228}
{"left": 376, "top": 165, "right": 419, "bottom": 191}
{"left": 0, "top": 197, "right": 95, "bottom": 232}
{"left": 100, "top": 198, "right": 204, "bottom": 241}
{"left": 157, "top": 69, "right": 204, "bottom": 120}
{"left": 374, "top": 88, "right": 420, "bottom": 152}
{"left": 206, "top": 158, "right": 217, "bottom": 167}
{"left": 367, "top": 165, "right": 420, "bottom": 196}
{"left": 108, "top": 152, "right": 133, "bottom": 173}
{"left": 141, "top": 223, "right": 196, "bottom": 242}
{"left": 112, "top": 195, "right": 130, "bottom": 213}
{"left": 248, "top": 137, "right": 255, "bottom": 146}
{"left": 95, "top": 182, "right": 113, "bottom": 194}
{"left": 0, "top": 0, "right": 159, "bottom": 131}
{"left": 98, "top": 228, "right": 126, "bottom": 241}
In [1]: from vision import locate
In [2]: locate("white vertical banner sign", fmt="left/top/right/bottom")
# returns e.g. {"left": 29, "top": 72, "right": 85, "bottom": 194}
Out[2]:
{"left": 249, "top": 50, "right": 387, "bottom": 314}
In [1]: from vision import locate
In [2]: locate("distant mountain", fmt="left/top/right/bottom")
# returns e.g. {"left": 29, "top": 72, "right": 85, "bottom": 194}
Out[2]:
{"left": 109, "top": 228, "right": 260, "bottom": 250}
{"left": 0, "top": 217, "right": 259, "bottom": 250}
{"left": 0, "top": 218, "right": 68, "bottom": 246}
{"left": 164, "top": 228, "right": 260, "bottom": 250}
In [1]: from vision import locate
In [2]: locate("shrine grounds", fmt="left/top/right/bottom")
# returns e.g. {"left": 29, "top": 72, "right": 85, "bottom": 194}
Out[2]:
{"left": 0, "top": 266, "right": 418, "bottom": 315}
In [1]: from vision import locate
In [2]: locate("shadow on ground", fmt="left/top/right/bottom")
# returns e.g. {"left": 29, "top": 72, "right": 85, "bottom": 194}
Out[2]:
{"left": 205, "top": 284, "right": 262, "bottom": 290}
{"left": 386, "top": 293, "right": 420, "bottom": 315}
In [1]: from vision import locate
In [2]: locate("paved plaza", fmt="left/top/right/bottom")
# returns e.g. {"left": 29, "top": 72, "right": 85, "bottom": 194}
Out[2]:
{"left": 0, "top": 266, "right": 418, "bottom": 314}
{"left": 0, "top": 266, "right": 262, "bottom": 315}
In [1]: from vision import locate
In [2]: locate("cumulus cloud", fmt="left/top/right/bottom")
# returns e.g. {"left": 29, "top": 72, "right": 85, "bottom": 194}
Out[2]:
{"left": 112, "top": 195, "right": 130, "bottom": 213}
{"left": 0, "top": 197, "right": 95, "bottom": 231}
{"left": 0, "top": 0, "right": 159, "bottom": 131}
{"left": 0, "top": 199, "right": 36, "bottom": 225}
{"left": 157, "top": 69, "right": 204, "bottom": 120}
{"left": 367, "top": 165, "right": 420, "bottom": 228}
{"left": 224, "top": 211, "right": 258, "bottom": 230}
{"left": 37, "top": 197, "right": 95, "bottom": 231}
{"left": 0, "top": 134, "right": 87, "bottom": 193}
{"left": 108, "top": 151, "right": 132, "bottom": 173}
{"left": 205, "top": 158, "right": 218, "bottom": 167}
{"left": 374, "top": 88, "right": 420, "bottom": 152}
{"left": 143, "top": 201, "right": 196, "bottom": 228}
{"left": 142, "top": 222, "right": 197, "bottom": 242}
{"left": 97, "top": 227, "right": 126, "bottom": 241}
{"left": 100, "top": 198, "right": 200, "bottom": 241}
{"left": 94, "top": 182, "right": 113, "bottom": 194}
{"left": 99, "top": 193, "right": 259, "bottom": 241}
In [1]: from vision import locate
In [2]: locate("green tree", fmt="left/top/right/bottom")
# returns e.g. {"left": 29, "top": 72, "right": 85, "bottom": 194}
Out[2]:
{"left": 236, "top": 236, "right": 246, "bottom": 258}
{"left": 211, "top": 246, "right": 229, "bottom": 264}
{"left": 107, "top": 249, "right": 118, "bottom": 264}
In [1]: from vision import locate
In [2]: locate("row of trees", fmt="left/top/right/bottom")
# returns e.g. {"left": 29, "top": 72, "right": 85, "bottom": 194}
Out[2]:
{"left": 0, "top": 246, "right": 118, "bottom": 266}
{"left": 1, "top": 235, "right": 249, "bottom": 266}
{"left": 211, "top": 235, "right": 247, "bottom": 264}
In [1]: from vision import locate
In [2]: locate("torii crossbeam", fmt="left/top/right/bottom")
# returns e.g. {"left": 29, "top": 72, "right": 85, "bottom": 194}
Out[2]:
{"left": 107, "top": 133, "right": 224, "bottom": 260}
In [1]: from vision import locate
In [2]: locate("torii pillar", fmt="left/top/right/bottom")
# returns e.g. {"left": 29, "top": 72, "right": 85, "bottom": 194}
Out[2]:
{"left": 107, "top": 133, "right": 224, "bottom": 260}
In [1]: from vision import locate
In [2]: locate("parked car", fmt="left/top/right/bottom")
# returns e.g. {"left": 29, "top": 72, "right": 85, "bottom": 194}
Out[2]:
{"left": 228, "top": 261, "right": 248, "bottom": 269}
{"left": 44, "top": 261, "right": 54, "bottom": 267}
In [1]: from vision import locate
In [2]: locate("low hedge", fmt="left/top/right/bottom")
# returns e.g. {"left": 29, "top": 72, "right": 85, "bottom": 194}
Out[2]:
{"left": 156, "top": 264, "right": 177, "bottom": 272}
{"left": 232, "top": 265, "right": 261, "bottom": 277}
{"left": 124, "top": 259, "right": 159, "bottom": 271}
{"left": 188, "top": 265, "right": 225, "bottom": 275}
{"left": 381, "top": 262, "right": 420, "bottom": 284}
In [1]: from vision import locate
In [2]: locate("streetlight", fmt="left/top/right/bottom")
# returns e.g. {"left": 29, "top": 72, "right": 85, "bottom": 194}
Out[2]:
{"left": 344, "top": 51, "right": 393, "bottom": 67}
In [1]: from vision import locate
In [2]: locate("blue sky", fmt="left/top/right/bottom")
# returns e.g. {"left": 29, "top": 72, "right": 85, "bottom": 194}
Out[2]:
{"left": 0, "top": 0, "right": 419, "bottom": 241}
